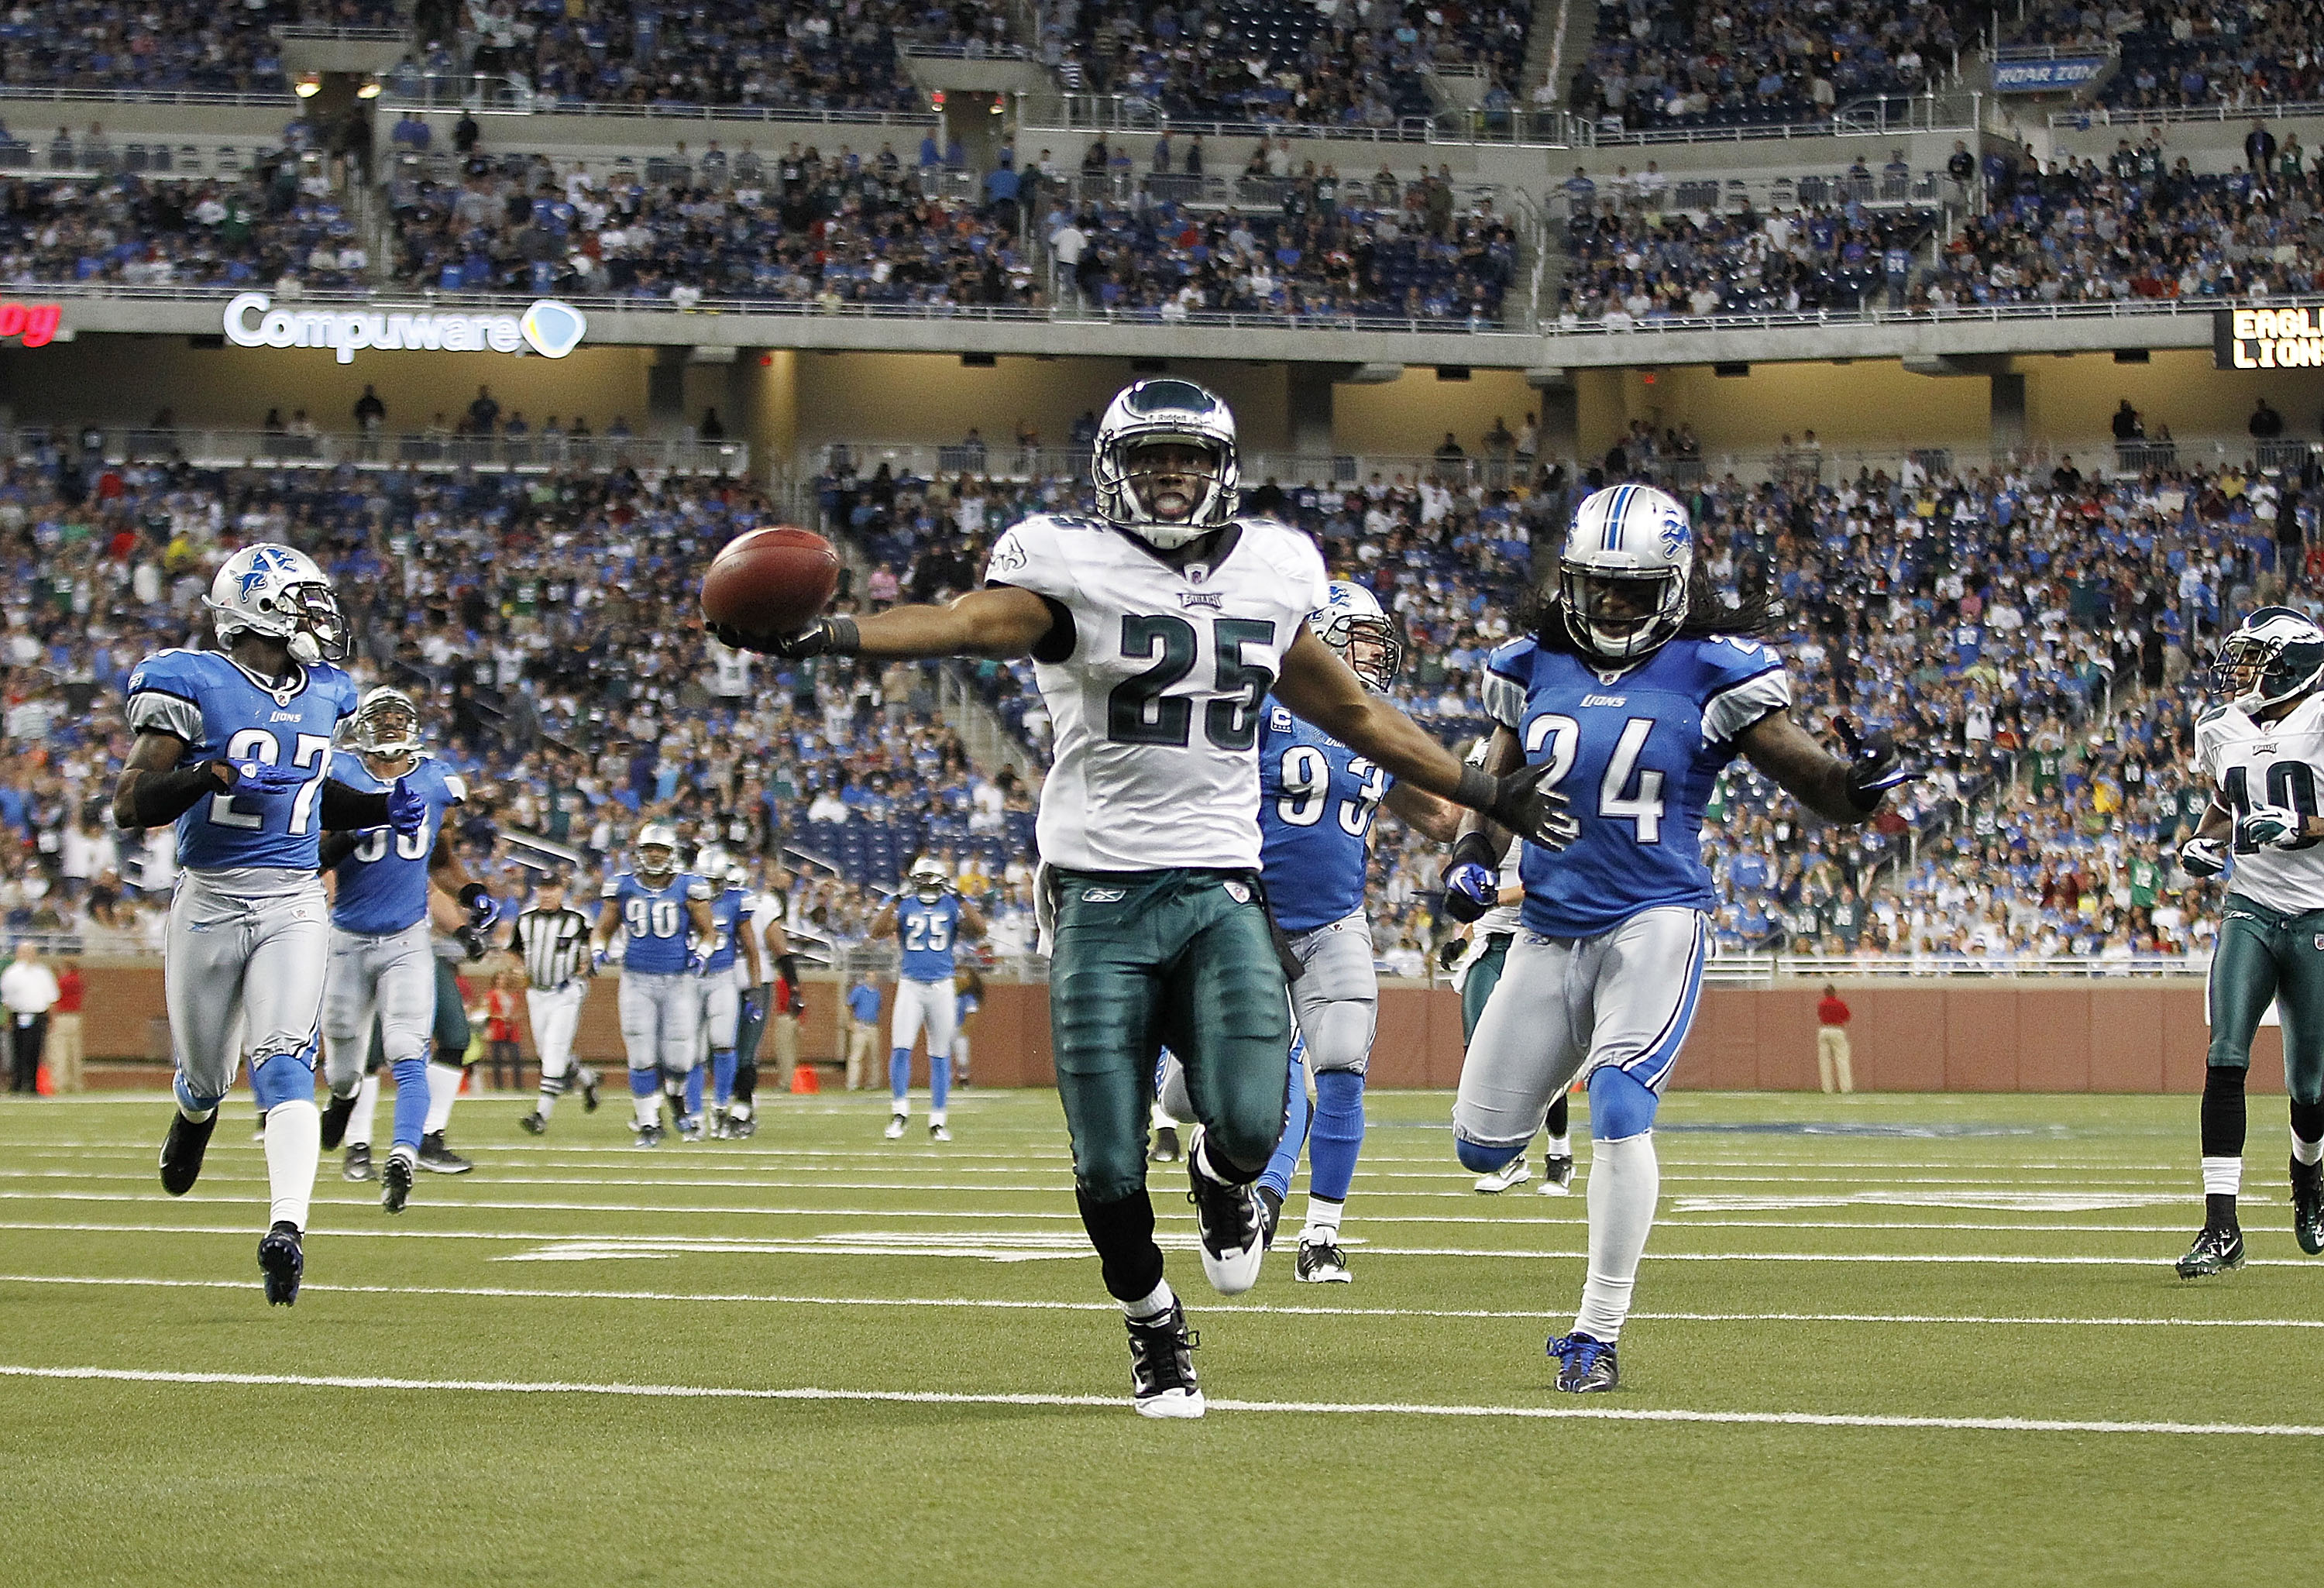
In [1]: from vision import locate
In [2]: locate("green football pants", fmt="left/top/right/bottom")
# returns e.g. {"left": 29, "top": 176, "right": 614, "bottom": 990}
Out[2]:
{"left": 1050, "top": 868, "right": 1293, "bottom": 1202}
{"left": 2208, "top": 893, "right": 2324, "bottom": 1105}
{"left": 1460, "top": 933, "right": 1512, "bottom": 1044}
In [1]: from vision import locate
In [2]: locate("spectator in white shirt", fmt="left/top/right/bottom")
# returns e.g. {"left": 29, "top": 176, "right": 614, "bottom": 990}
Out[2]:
{"left": 2, "top": 940, "right": 60, "bottom": 1094}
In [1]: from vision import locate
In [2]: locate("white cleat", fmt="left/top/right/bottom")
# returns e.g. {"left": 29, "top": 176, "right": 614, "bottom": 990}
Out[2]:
{"left": 929, "top": 1122, "right": 951, "bottom": 1143}
{"left": 1184, "top": 1126, "right": 1265, "bottom": 1296}
{"left": 883, "top": 1113, "right": 907, "bottom": 1139}
{"left": 1475, "top": 1155, "right": 1531, "bottom": 1194}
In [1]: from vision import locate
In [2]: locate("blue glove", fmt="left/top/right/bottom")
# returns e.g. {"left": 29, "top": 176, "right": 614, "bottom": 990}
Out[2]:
{"left": 227, "top": 758, "right": 305, "bottom": 797}
{"left": 1441, "top": 861, "right": 1497, "bottom": 924}
{"left": 593, "top": 947, "right": 612, "bottom": 970}
{"left": 685, "top": 950, "right": 709, "bottom": 976}
{"left": 387, "top": 775, "right": 426, "bottom": 836}
{"left": 2236, "top": 805, "right": 2303, "bottom": 851}
{"left": 2180, "top": 836, "right": 2229, "bottom": 878}
{"left": 740, "top": 988, "right": 764, "bottom": 1023}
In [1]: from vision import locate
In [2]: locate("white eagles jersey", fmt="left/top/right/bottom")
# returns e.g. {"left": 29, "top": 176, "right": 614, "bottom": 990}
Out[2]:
{"left": 986, "top": 512, "right": 1331, "bottom": 872}
{"left": 2196, "top": 693, "right": 2324, "bottom": 913}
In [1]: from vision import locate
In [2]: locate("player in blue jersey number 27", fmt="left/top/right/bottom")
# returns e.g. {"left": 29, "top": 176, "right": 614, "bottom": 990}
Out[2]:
{"left": 1443, "top": 485, "right": 1911, "bottom": 1393}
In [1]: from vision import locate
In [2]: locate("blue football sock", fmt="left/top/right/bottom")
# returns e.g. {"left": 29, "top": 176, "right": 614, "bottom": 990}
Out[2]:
{"left": 685, "top": 1064, "right": 706, "bottom": 1117}
{"left": 930, "top": 1049, "right": 951, "bottom": 1112}
{"left": 627, "top": 1066, "right": 658, "bottom": 1098}
{"left": 890, "top": 1048, "right": 911, "bottom": 1106}
{"left": 712, "top": 1049, "right": 737, "bottom": 1107}
{"left": 1258, "top": 1040, "right": 1312, "bottom": 1201}
{"left": 1307, "top": 1070, "right": 1366, "bottom": 1203}
{"left": 390, "top": 1056, "right": 431, "bottom": 1152}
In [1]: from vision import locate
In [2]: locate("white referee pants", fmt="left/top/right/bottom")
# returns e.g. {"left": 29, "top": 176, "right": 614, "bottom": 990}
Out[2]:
{"left": 527, "top": 983, "right": 586, "bottom": 1089}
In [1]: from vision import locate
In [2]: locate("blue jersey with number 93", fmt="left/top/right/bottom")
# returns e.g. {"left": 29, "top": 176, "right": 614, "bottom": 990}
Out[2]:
{"left": 1482, "top": 634, "right": 1793, "bottom": 938}
{"left": 1258, "top": 696, "right": 1391, "bottom": 933}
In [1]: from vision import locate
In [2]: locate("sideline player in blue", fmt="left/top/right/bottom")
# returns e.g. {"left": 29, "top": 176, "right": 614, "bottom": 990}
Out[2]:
{"left": 315, "top": 687, "right": 493, "bottom": 1214}
{"left": 114, "top": 543, "right": 424, "bottom": 1304}
{"left": 686, "top": 863, "right": 765, "bottom": 1138}
{"left": 591, "top": 823, "right": 716, "bottom": 1145}
{"left": 870, "top": 858, "right": 985, "bottom": 1141}
{"left": 1444, "top": 484, "right": 1910, "bottom": 1390}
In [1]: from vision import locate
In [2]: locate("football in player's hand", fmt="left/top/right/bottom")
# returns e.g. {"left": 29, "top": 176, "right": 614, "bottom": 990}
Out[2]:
{"left": 700, "top": 527, "right": 840, "bottom": 644}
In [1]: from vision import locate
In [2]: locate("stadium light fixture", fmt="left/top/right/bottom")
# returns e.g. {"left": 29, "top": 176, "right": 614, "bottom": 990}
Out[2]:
{"left": 294, "top": 74, "right": 322, "bottom": 98}
{"left": 356, "top": 77, "right": 383, "bottom": 99}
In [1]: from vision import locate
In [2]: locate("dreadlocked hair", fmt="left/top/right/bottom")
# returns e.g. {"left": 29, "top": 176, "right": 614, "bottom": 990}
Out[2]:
{"left": 1516, "top": 541, "right": 1778, "bottom": 655}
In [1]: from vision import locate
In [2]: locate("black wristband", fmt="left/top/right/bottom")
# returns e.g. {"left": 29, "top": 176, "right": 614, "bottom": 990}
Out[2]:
{"left": 1449, "top": 830, "right": 1500, "bottom": 873}
{"left": 776, "top": 952, "right": 801, "bottom": 987}
{"left": 125, "top": 761, "right": 225, "bottom": 829}
{"left": 1452, "top": 765, "right": 1497, "bottom": 814}
{"left": 321, "top": 780, "right": 392, "bottom": 830}
{"left": 823, "top": 615, "right": 861, "bottom": 655}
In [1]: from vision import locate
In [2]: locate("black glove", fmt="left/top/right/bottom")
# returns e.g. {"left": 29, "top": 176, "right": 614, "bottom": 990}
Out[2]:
{"left": 457, "top": 882, "right": 495, "bottom": 930}
{"left": 1455, "top": 763, "right": 1581, "bottom": 852}
{"left": 456, "top": 923, "right": 490, "bottom": 961}
{"left": 1435, "top": 936, "right": 1465, "bottom": 972}
{"left": 1834, "top": 717, "right": 1914, "bottom": 812}
{"left": 706, "top": 614, "right": 860, "bottom": 658}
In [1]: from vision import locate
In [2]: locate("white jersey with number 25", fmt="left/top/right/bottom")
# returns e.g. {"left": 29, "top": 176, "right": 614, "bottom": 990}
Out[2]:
{"left": 985, "top": 512, "right": 1330, "bottom": 873}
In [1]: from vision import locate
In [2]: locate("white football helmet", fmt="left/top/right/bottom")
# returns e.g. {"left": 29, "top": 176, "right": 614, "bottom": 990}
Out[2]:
{"left": 1308, "top": 580, "right": 1404, "bottom": 692}
{"left": 724, "top": 863, "right": 751, "bottom": 892}
{"left": 908, "top": 856, "right": 951, "bottom": 903}
{"left": 346, "top": 686, "right": 423, "bottom": 758}
{"left": 2213, "top": 606, "right": 2324, "bottom": 713}
{"left": 205, "top": 543, "right": 349, "bottom": 665}
{"left": 1558, "top": 484, "right": 1693, "bottom": 662}
{"left": 1091, "top": 378, "right": 1240, "bottom": 550}
{"left": 635, "top": 823, "right": 679, "bottom": 882}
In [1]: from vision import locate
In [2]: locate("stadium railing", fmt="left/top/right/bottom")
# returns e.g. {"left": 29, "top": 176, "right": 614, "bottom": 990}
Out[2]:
{"left": 2047, "top": 97, "right": 2324, "bottom": 130}
{"left": 6, "top": 424, "right": 750, "bottom": 476}
{"left": 813, "top": 441, "right": 1539, "bottom": 489}
{"left": 0, "top": 84, "right": 298, "bottom": 108}
{"left": 379, "top": 77, "right": 942, "bottom": 128}
{"left": 1545, "top": 290, "right": 2324, "bottom": 340}
{"left": 1701, "top": 951, "right": 2207, "bottom": 984}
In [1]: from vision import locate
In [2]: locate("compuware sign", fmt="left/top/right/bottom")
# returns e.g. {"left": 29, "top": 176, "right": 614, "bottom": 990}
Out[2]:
{"left": 2216, "top": 306, "right": 2324, "bottom": 370}
{"left": 1990, "top": 56, "right": 2107, "bottom": 92}
{"left": 223, "top": 294, "right": 587, "bottom": 364}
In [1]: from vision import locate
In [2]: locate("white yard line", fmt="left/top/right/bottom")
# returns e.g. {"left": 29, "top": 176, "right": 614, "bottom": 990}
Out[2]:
{"left": 1, "top": 1362, "right": 2314, "bottom": 1438}
{"left": 5, "top": 1272, "right": 2322, "bottom": 1332}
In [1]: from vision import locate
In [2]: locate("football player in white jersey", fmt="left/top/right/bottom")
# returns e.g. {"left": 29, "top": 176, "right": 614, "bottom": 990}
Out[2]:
{"left": 2176, "top": 607, "right": 2324, "bottom": 1276}
{"left": 713, "top": 377, "right": 1580, "bottom": 1417}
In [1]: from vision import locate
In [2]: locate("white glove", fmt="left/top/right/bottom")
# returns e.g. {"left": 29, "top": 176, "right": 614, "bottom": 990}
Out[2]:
{"left": 2179, "top": 836, "right": 2229, "bottom": 878}
{"left": 2235, "top": 805, "right": 2305, "bottom": 852}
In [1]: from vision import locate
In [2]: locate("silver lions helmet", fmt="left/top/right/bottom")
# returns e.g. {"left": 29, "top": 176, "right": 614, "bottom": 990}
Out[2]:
{"left": 635, "top": 823, "right": 679, "bottom": 883}
{"left": 205, "top": 543, "right": 349, "bottom": 665}
{"left": 346, "top": 686, "right": 423, "bottom": 758}
{"left": 1558, "top": 484, "right": 1693, "bottom": 662}
{"left": 908, "top": 856, "right": 951, "bottom": 904}
{"left": 1307, "top": 579, "right": 1404, "bottom": 693}
{"left": 1091, "top": 378, "right": 1241, "bottom": 550}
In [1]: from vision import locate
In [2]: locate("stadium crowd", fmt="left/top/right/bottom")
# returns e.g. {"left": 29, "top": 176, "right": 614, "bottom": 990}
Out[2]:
{"left": 2010, "top": 0, "right": 2324, "bottom": 111}
{"left": 0, "top": 161, "right": 366, "bottom": 290}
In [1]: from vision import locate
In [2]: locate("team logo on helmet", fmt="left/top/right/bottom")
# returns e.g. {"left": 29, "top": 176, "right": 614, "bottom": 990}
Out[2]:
{"left": 205, "top": 542, "right": 349, "bottom": 665}
{"left": 1557, "top": 484, "right": 1694, "bottom": 663}
{"left": 1307, "top": 580, "right": 1404, "bottom": 693}
{"left": 1091, "top": 379, "right": 1241, "bottom": 552}
{"left": 2213, "top": 606, "right": 2324, "bottom": 712}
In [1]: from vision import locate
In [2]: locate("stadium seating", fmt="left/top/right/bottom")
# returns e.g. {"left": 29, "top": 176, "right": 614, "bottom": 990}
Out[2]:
{"left": 2010, "top": 0, "right": 2324, "bottom": 110}
{"left": 0, "top": 163, "right": 365, "bottom": 288}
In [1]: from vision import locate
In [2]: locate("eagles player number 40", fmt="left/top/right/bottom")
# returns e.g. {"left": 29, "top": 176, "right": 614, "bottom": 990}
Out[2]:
{"left": 1108, "top": 614, "right": 1277, "bottom": 750}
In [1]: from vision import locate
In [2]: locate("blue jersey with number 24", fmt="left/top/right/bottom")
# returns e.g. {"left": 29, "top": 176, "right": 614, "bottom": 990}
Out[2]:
{"left": 1257, "top": 696, "right": 1391, "bottom": 934}
{"left": 1482, "top": 633, "right": 1792, "bottom": 938}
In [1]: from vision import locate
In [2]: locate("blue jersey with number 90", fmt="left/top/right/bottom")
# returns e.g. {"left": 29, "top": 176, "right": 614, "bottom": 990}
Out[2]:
{"left": 605, "top": 871, "right": 710, "bottom": 974}
{"left": 1481, "top": 633, "right": 1793, "bottom": 938}
{"left": 122, "top": 648, "right": 360, "bottom": 871}
{"left": 1258, "top": 696, "right": 1391, "bottom": 934}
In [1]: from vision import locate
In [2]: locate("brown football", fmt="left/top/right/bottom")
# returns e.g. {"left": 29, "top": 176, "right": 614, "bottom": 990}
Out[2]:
{"left": 700, "top": 526, "right": 841, "bottom": 640}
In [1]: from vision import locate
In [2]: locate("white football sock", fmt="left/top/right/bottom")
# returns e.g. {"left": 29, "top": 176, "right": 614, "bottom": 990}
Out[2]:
{"left": 387, "top": 1142, "right": 418, "bottom": 1167}
{"left": 264, "top": 1099, "right": 321, "bottom": 1229}
{"left": 1547, "top": 1133, "right": 1573, "bottom": 1157}
{"left": 1150, "top": 1101, "right": 1178, "bottom": 1128}
{"left": 425, "top": 1062, "right": 464, "bottom": 1134}
{"left": 2202, "top": 1156, "right": 2243, "bottom": 1197}
{"left": 929, "top": 1108, "right": 947, "bottom": 1126}
{"left": 1301, "top": 1196, "right": 1344, "bottom": 1240}
{"left": 1122, "top": 1277, "right": 1176, "bottom": 1322}
{"left": 346, "top": 1072, "right": 380, "bottom": 1149}
{"left": 535, "top": 1090, "right": 556, "bottom": 1120}
{"left": 1573, "top": 1132, "right": 1659, "bottom": 1343}
{"left": 2293, "top": 1130, "right": 2323, "bottom": 1167}
{"left": 634, "top": 1091, "right": 661, "bottom": 1128}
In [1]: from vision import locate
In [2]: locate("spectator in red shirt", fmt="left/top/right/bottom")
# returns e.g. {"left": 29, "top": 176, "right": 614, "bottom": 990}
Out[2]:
{"left": 484, "top": 971, "right": 524, "bottom": 1092}
{"left": 46, "top": 958, "right": 83, "bottom": 1094}
{"left": 1817, "top": 984, "right": 1854, "bottom": 1095}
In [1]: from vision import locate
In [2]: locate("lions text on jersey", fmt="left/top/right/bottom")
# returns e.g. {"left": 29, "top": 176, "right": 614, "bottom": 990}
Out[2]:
{"left": 327, "top": 758, "right": 467, "bottom": 933}
{"left": 984, "top": 513, "right": 1331, "bottom": 871}
{"left": 123, "top": 648, "right": 360, "bottom": 870}
{"left": 1257, "top": 696, "right": 1391, "bottom": 933}
{"left": 898, "top": 894, "right": 965, "bottom": 981}
{"left": 1481, "top": 633, "right": 1793, "bottom": 937}
{"left": 606, "top": 871, "right": 713, "bottom": 974}
{"left": 2196, "top": 695, "right": 2324, "bottom": 914}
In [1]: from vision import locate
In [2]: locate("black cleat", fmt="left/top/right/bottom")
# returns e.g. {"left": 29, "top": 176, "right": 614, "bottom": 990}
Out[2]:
{"left": 380, "top": 1151, "right": 414, "bottom": 1215}
{"left": 1126, "top": 1299, "right": 1204, "bottom": 1418}
{"left": 728, "top": 1110, "right": 758, "bottom": 1139}
{"left": 1257, "top": 1184, "right": 1283, "bottom": 1250}
{"left": 417, "top": 1132, "right": 473, "bottom": 1174}
{"left": 2175, "top": 1223, "right": 2247, "bottom": 1279}
{"left": 518, "top": 1110, "right": 546, "bottom": 1136}
{"left": 632, "top": 1122, "right": 666, "bottom": 1149}
{"left": 2293, "top": 1158, "right": 2324, "bottom": 1256}
{"left": 579, "top": 1067, "right": 601, "bottom": 1112}
{"left": 1295, "top": 1235, "right": 1351, "bottom": 1283}
{"left": 319, "top": 1091, "right": 359, "bottom": 1151}
{"left": 342, "top": 1143, "right": 374, "bottom": 1182}
{"left": 1549, "top": 1332, "right": 1619, "bottom": 1393}
{"left": 158, "top": 1109, "right": 218, "bottom": 1197}
{"left": 1149, "top": 1125, "right": 1181, "bottom": 1164}
{"left": 258, "top": 1221, "right": 304, "bottom": 1306}
{"left": 1184, "top": 1128, "right": 1264, "bottom": 1295}
{"left": 1539, "top": 1153, "right": 1576, "bottom": 1197}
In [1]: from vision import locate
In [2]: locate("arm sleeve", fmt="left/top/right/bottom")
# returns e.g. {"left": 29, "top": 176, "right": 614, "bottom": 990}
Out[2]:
{"left": 125, "top": 689, "right": 205, "bottom": 743}
{"left": 985, "top": 519, "right": 1078, "bottom": 664}
{"left": 320, "top": 781, "right": 392, "bottom": 830}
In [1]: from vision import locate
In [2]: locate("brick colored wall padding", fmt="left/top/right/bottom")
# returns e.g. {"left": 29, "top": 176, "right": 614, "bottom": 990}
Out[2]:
{"left": 69, "top": 965, "right": 2272, "bottom": 1095}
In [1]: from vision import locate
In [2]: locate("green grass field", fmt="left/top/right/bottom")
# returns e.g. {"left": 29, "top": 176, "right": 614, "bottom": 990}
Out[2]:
{"left": 2, "top": 1085, "right": 2319, "bottom": 1586}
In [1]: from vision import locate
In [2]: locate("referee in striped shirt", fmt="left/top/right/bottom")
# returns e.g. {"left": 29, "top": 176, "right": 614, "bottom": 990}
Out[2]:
{"left": 514, "top": 873, "right": 600, "bottom": 1135}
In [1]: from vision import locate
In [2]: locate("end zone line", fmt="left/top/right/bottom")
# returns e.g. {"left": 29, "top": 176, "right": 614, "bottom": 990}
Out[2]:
{"left": 3, "top": 1273, "right": 2321, "bottom": 1331}
{"left": 0, "top": 1363, "right": 2314, "bottom": 1438}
